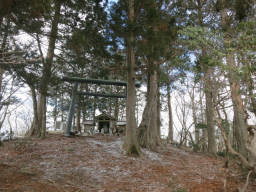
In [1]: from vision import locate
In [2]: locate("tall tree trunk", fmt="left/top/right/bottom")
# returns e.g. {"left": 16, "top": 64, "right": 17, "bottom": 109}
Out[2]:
{"left": 114, "top": 98, "right": 119, "bottom": 121}
{"left": 157, "top": 72, "right": 161, "bottom": 139}
{"left": 93, "top": 85, "right": 96, "bottom": 122}
{"left": 82, "top": 109, "right": 86, "bottom": 132}
{"left": 36, "top": 0, "right": 61, "bottom": 138}
{"left": 200, "top": 52, "right": 217, "bottom": 154}
{"left": 138, "top": 61, "right": 160, "bottom": 150}
{"left": 42, "top": 96, "right": 47, "bottom": 137}
{"left": 123, "top": 0, "right": 140, "bottom": 155}
{"left": 227, "top": 54, "right": 248, "bottom": 157}
{"left": 220, "top": 7, "right": 248, "bottom": 158}
{"left": 53, "top": 95, "right": 58, "bottom": 130}
{"left": 26, "top": 85, "right": 40, "bottom": 136}
{"left": 61, "top": 92, "right": 64, "bottom": 122}
{"left": 199, "top": 81, "right": 207, "bottom": 152}
{"left": 37, "top": 93, "right": 46, "bottom": 137}
{"left": 197, "top": 2, "right": 216, "bottom": 154}
{"left": 190, "top": 84, "right": 199, "bottom": 145}
{"left": 114, "top": 98, "right": 119, "bottom": 131}
{"left": 203, "top": 66, "right": 217, "bottom": 154}
{"left": 0, "top": 69, "right": 4, "bottom": 95}
{"left": 76, "top": 96, "right": 81, "bottom": 133}
{"left": 167, "top": 84, "right": 173, "bottom": 142}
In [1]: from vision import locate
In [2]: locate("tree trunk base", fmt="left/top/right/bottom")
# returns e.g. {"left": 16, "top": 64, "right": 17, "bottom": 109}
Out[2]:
{"left": 126, "top": 144, "right": 140, "bottom": 156}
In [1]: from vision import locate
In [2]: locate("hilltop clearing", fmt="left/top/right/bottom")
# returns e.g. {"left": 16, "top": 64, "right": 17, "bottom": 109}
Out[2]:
{"left": 0, "top": 134, "right": 255, "bottom": 192}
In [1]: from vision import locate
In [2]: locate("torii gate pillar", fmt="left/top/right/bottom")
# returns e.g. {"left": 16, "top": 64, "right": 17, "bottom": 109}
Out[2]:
{"left": 65, "top": 83, "right": 78, "bottom": 136}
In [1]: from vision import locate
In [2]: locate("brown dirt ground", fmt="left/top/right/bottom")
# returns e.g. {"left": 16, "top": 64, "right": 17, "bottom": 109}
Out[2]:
{"left": 0, "top": 134, "right": 255, "bottom": 192}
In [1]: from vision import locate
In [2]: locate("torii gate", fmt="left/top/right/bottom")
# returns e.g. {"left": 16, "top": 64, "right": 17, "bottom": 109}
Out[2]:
{"left": 62, "top": 76, "right": 140, "bottom": 136}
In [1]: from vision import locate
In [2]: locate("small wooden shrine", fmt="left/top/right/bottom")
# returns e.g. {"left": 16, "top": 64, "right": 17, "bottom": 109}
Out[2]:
{"left": 95, "top": 113, "right": 116, "bottom": 134}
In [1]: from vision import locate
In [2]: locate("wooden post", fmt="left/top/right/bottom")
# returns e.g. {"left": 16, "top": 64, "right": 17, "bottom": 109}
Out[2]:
{"left": 65, "top": 83, "right": 78, "bottom": 136}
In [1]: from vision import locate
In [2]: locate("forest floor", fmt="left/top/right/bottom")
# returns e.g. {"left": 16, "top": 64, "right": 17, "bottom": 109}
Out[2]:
{"left": 0, "top": 133, "right": 255, "bottom": 192}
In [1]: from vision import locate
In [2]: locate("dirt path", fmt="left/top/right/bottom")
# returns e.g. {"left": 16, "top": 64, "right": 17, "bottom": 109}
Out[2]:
{"left": 0, "top": 134, "right": 255, "bottom": 192}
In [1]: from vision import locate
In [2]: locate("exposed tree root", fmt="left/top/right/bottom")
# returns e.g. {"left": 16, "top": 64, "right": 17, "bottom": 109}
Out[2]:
{"left": 238, "top": 171, "right": 252, "bottom": 192}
